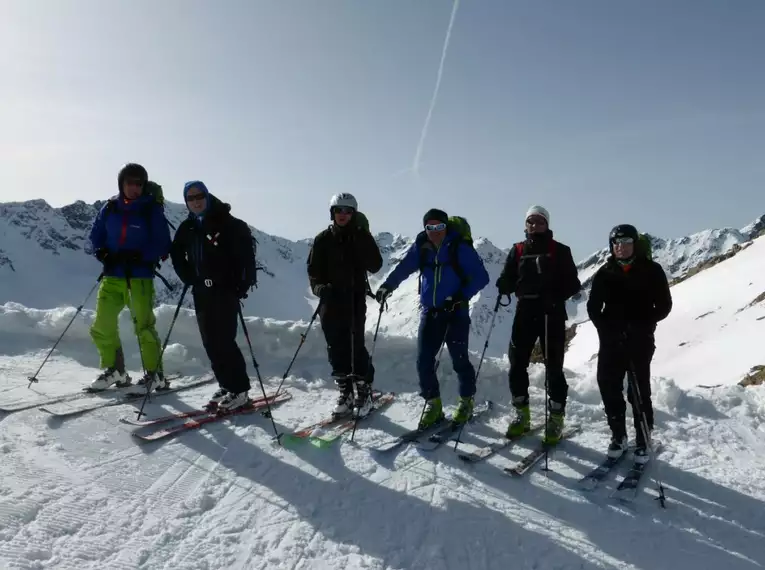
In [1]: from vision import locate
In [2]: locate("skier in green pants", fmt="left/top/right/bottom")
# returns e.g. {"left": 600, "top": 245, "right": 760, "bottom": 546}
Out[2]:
{"left": 87, "top": 163, "right": 172, "bottom": 394}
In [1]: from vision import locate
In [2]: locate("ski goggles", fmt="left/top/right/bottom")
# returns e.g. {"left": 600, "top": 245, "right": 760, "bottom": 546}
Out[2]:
{"left": 611, "top": 236, "right": 634, "bottom": 245}
{"left": 186, "top": 192, "right": 206, "bottom": 203}
{"left": 124, "top": 178, "right": 144, "bottom": 187}
{"left": 425, "top": 223, "right": 446, "bottom": 231}
{"left": 332, "top": 206, "right": 355, "bottom": 215}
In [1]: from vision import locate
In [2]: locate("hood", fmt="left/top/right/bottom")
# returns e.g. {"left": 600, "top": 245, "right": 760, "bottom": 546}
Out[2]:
{"left": 183, "top": 180, "right": 231, "bottom": 221}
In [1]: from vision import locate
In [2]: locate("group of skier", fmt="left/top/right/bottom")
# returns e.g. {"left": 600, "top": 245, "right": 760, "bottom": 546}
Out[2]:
{"left": 87, "top": 163, "right": 257, "bottom": 412}
{"left": 307, "top": 194, "right": 672, "bottom": 462}
{"left": 86, "top": 164, "right": 673, "bottom": 461}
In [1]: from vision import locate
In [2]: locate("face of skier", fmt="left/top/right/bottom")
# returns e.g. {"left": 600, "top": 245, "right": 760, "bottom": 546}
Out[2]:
{"left": 612, "top": 237, "right": 635, "bottom": 260}
{"left": 425, "top": 219, "right": 447, "bottom": 246}
{"left": 332, "top": 206, "right": 354, "bottom": 227}
{"left": 525, "top": 215, "right": 548, "bottom": 235}
{"left": 185, "top": 187, "right": 207, "bottom": 215}
{"left": 122, "top": 177, "right": 144, "bottom": 201}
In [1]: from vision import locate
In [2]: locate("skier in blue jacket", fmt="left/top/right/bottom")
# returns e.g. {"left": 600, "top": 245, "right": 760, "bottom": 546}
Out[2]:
{"left": 376, "top": 208, "right": 490, "bottom": 428}
{"left": 88, "top": 163, "right": 172, "bottom": 394}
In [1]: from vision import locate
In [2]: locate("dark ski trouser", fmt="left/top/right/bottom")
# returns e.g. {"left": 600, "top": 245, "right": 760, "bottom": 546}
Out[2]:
{"left": 596, "top": 334, "right": 655, "bottom": 447}
{"left": 194, "top": 287, "right": 251, "bottom": 393}
{"left": 319, "top": 298, "right": 374, "bottom": 385}
{"left": 508, "top": 307, "right": 568, "bottom": 408}
{"left": 416, "top": 308, "right": 476, "bottom": 400}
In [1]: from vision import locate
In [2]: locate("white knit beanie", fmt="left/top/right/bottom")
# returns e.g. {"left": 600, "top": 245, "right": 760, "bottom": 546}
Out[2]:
{"left": 525, "top": 205, "right": 550, "bottom": 225}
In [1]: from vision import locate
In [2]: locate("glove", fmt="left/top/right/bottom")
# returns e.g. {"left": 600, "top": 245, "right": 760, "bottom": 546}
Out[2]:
{"left": 375, "top": 286, "right": 391, "bottom": 304}
{"left": 236, "top": 282, "right": 250, "bottom": 299}
{"left": 443, "top": 295, "right": 464, "bottom": 312}
{"left": 314, "top": 283, "right": 332, "bottom": 299}
{"left": 95, "top": 248, "right": 111, "bottom": 263}
{"left": 496, "top": 276, "right": 511, "bottom": 297}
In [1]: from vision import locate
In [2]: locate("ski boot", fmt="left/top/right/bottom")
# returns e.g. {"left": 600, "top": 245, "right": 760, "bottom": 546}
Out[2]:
{"left": 451, "top": 396, "right": 474, "bottom": 425}
{"left": 353, "top": 380, "right": 374, "bottom": 417}
{"left": 125, "top": 371, "right": 169, "bottom": 396}
{"left": 88, "top": 367, "right": 131, "bottom": 392}
{"left": 205, "top": 388, "right": 229, "bottom": 411}
{"left": 418, "top": 397, "right": 445, "bottom": 430}
{"left": 332, "top": 374, "right": 354, "bottom": 417}
{"left": 607, "top": 435, "right": 628, "bottom": 459}
{"left": 506, "top": 399, "right": 530, "bottom": 438}
{"left": 543, "top": 401, "right": 565, "bottom": 445}
{"left": 217, "top": 391, "right": 251, "bottom": 412}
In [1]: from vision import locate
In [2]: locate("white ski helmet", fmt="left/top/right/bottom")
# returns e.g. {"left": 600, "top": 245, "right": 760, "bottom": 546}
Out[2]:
{"left": 329, "top": 192, "right": 358, "bottom": 216}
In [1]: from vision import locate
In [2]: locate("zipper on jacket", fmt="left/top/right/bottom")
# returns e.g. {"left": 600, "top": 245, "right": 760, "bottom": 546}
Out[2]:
{"left": 432, "top": 242, "right": 443, "bottom": 306}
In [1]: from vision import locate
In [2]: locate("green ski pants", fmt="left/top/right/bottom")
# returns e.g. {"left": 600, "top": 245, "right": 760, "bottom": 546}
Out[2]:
{"left": 89, "top": 277, "right": 162, "bottom": 373}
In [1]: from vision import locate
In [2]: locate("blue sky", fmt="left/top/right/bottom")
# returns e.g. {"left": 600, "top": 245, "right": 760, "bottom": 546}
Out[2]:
{"left": 2, "top": 0, "right": 764, "bottom": 261}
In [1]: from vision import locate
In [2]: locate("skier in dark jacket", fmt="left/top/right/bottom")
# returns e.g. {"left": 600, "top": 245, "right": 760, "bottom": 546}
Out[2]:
{"left": 587, "top": 224, "right": 672, "bottom": 463}
{"left": 307, "top": 193, "right": 383, "bottom": 417}
{"left": 496, "top": 205, "right": 581, "bottom": 444}
{"left": 376, "top": 209, "right": 490, "bottom": 429}
{"left": 170, "top": 181, "right": 257, "bottom": 411}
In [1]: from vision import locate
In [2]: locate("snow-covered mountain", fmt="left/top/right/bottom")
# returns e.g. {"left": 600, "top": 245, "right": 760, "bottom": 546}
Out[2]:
{"left": 1, "top": 198, "right": 763, "bottom": 358}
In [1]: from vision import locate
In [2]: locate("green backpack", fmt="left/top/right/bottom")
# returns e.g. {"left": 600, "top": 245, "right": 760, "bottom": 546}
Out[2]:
{"left": 416, "top": 215, "right": 475, "bottom": 292}
{"left": 635, "top": 233, "right": 653, "bottom": 260}
{"left": 354, "top": 211, "right": 370, "bottom": 233}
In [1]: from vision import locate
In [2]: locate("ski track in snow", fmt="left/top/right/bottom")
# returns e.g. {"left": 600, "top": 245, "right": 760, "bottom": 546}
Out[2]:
{"left": 2, "top": 238, "right": 765, "bottom": 567}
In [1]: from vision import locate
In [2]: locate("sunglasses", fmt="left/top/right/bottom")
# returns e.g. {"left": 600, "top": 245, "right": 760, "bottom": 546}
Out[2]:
{"left": 612, "top": 237, "right": 634, "bottom": 245}
{"left": 425, "top": 223, "right": 446, "bottom": 231}
{"left": 332, "top": 206, "right": 354, "bottom": 215}
{"left": 186, "top": 193, "right": 206, "bottom": 203}
{"left": 124, "top": 178, "right": 144, "bottom": 187}
{"left": 525, "top": 217, "right": 547, "bottom": 226}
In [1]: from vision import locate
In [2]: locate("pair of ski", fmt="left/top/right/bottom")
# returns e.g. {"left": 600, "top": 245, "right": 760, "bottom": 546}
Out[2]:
{"left": 120, "top": 390, "right": 293, "bottom": 441}
{"left": 578, "top": 441, "right": 664, "bottom": 503}
{"left": 281, "top": 391, "right": 396, "bottom": 448}
{"left": 367, "top": 400, "right": 494, "bottom": 453}
{"left": 457, "top": 422, "right": 582, "bottom": 477}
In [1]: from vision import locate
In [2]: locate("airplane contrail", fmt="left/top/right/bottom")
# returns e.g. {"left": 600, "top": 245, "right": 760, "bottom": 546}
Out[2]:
{"left": 410, "top": 0, "right": 460, "bottom": 176}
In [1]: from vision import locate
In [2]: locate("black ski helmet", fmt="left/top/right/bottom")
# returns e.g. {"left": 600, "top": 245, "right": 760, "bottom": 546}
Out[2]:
{"left": 117, "top": 163, "right": 148, "bottom": 192}
{"left": 609, "top": 224, "right": 639, "bottom": 253}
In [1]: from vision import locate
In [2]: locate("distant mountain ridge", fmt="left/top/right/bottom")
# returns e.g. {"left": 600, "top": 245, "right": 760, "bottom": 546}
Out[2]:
{"left": 1, "top": 197, "right": 762, "bottom": 357}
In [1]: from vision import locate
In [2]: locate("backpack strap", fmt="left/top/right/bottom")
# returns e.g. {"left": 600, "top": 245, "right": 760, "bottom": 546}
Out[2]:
{"left": 515, "top": 239, "right": 556, "bottom": 267}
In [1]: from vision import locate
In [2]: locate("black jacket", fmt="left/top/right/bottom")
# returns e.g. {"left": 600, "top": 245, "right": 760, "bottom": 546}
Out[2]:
{"left": 497, "top": 230, "right": 581, "bottom": 316}
{"left": 170, "top": 196, "right": 256, "bottom": 295}
{"left": 586, "top": 255, "right": 672, "bottom": 340}
{"left": 307, "top": 222, "right": 383, "bottom": 300}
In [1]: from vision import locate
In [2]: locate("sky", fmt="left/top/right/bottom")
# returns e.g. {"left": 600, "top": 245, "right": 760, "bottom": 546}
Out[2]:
{"left": 2, "top": 0, "right": 765, "bottom": 261}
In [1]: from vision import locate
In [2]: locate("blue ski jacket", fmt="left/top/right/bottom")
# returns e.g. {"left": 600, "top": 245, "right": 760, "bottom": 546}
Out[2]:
{"left": 89, "top": 194, "right": 171, "bottom": 279}
{"left": 382, "top": 231, "right": 489, "bottom": 311}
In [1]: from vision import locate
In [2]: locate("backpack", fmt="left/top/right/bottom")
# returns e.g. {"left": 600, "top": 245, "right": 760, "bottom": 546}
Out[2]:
{"left": 514, "top": 239, "right": 556, "bottom": 268}
{"left": 416, "top": 216, "right": 474, "bottom": 293}
{"left": 635, "top": 233, "right": 652, "bottom": 260}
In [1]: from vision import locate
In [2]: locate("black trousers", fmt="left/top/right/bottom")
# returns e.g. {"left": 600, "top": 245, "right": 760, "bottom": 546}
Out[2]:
{"left": 596, "top": 333, "right": 655, "bottom": 446}
{"left": 508, "top": 308, "right": 568, "bottom": 408}
{"left": 194, "top": 287, "right": 250, "bottom": 393}
{"left": 319, "top": 298, "right": 374, "bottom": 386}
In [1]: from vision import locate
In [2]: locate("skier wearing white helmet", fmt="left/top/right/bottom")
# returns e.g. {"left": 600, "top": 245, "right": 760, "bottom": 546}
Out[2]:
{"left": 307, "top": 193, "right": 383, "bottom": 417}
{"left": 496, "top": 205, "right": 581, "bottom": 446}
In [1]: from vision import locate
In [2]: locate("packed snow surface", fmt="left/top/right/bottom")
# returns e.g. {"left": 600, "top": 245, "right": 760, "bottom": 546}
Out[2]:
{"left": 1, "top": 227, "right": 765, "bottom": 568}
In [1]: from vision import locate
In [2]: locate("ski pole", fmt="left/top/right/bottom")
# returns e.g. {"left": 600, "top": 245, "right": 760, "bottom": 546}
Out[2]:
{"left": 350, "top": 296, "right": 387, "bottom": 442}
{"left": 27, "top": 273, "right": 104, "bottom": 388}
{"left": 541, "top": 313, "right": 551, "bottom": 474}
{"left": 238, "top": 306, "right": 280, "bottom": 441}
{"left": 134, "top": 283, "right": 189, "bottom": 419}
{"left": 624, "top": 334, "right": 666, "bottom": 508}
{"left": 272, "top": 300, "right": 323, "bottom": 397}
{"left": 124, "top": 268, "right": 150, "bottom": 389}
{"left": 453, "top": 296, "right": 501, "bottom": 451}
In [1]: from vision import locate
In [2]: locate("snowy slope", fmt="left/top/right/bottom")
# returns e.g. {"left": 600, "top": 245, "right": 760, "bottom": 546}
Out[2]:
{"left": 1, "top": 223, "right": 765, "bottom": 568}
{"left": 1, "top": 198, "right": 764, "bottom": 359}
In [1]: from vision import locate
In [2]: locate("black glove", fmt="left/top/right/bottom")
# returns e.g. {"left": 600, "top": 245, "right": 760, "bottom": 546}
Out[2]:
{"left": 95, "top": 248, "right": 111, "bottom": 263}
{"left": 375, "top": 286, "right": 391, "bottom": 304}
{"left": 496, "top": 277, "right": 511, "bottom": 297}
{"left": 314, "top": 284, "right": 332, "bottom": 299}
{"left": 236, "top": 282, "right": 251, "bottom": 299}
{"left": 443, "top": 295, "right": 464, "bottom": 312}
